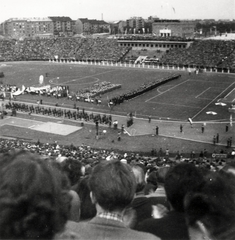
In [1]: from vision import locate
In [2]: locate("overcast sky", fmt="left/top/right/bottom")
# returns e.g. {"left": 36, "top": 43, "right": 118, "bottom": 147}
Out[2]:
{"left": 0, "top": 0, "right": 234, "bottom": 23}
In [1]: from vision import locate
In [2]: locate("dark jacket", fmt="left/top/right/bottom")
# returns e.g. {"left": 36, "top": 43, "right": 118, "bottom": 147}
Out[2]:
{"left": 136, "top": 211, "right": 189, "bottom": 240}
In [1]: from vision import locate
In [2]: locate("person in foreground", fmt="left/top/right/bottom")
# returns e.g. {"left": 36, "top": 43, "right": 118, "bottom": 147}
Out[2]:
{"left": 66, "top": 160, "right": 159, "bottom": 240}
{"left": 185, "top": 171, "right": 235, "bottom": 240}
{"left": 0, "top": 150, "right": 73, "bottom": 240}
{"left": 136, "top": 163, "right": 204, "bottom": 240}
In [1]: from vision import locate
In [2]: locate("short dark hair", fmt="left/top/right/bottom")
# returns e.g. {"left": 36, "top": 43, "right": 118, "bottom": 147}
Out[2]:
{"left": 185, "top": 171, "right": 235, "bottom": 240}
{"left": 61, "top": 158, "right": 83, "bottom": 186}
{"left": 89, "top": 160, "right": 136, "bottom": 212}
{"left": 0, "top": 150, "right": 71, "bottom": 239}
{"left": 73, "top": 176, "right": 96, "bottom": 220}
{"left": 164, "top": 163, "right": 203, "bottom": 212}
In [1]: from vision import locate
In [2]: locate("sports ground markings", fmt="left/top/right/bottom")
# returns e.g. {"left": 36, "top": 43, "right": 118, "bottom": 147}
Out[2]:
{"left": 224, "top": 88, "right": 235, "bottom": 102}
{"left": 195, "top": 87, "right": 211, "bottom": 98}
{"left": 148, "top": 77, "right": 233, "bottom": 111}
{"left": 157, "top": 85, "right": 175, "bottom": 93}
{"left": 49, "top": 69, "right": 118, "bottom": 85}
{"left": 191, "top": 82, "right": 235, "bottom": 120}
{"left": 49, "top": 76, "right": 100, "bottom": 85}
{"left": 0, "top": 117, "right": 43, "bottom": 128}
{"left": 148, "top": 101, "right": 201, "bottom": 109}
{"left": 0, "top": 116, "right": 81, "bottom": 136}
{"left": 145, "top": 79, "right": 190, "bottom": 103}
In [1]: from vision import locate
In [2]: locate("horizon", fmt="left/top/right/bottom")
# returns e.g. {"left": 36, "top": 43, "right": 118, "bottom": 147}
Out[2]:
{"left": 0, "top": 0, "right": 234, "bottom": 23}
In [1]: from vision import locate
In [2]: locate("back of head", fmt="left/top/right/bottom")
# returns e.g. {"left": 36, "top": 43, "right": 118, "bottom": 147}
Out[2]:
{"left": 0, "top": 150, "right": 71, "bottom": 239}
{"left": 61, "top": 158, "right": 83, "bottom": 186}
{"left": 131, "top": 165, "right": 145, "bottom": 193}
{"left": 74, "top": 176, "right": 96, "bottom": 221}
{"left": 156, "top": 166, "right": 170, "bottom": 184}
{"left": 89, "top": 160, "right": 136, "bottom": 212}
{"left": 164, "top": 163, "right": 203, "bottom": 212}
{"left": 185, "top": 171, "right": 235, "bottom": 240}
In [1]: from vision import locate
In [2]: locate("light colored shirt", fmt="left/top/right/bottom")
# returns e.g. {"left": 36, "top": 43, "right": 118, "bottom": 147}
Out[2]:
{"left": 97, "top": 212, "right": 123, "bottom": 223}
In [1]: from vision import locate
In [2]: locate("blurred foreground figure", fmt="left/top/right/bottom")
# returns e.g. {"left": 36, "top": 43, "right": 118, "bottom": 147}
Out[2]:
{"left": 185, "top": 171, "right": 235, "bottom": 240}
{"left": 137, "top": 163, "right": 204, "bottom": 240}
{"left": 0, "top": 150, "right": 72, "bottom": 239}
{"left": 66, "top": 160, "right": 159, "bottom": 240}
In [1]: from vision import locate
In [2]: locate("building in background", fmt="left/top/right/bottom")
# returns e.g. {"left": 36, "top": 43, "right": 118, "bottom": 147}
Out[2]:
{"left": 48, "top": 16, "right": 74, "bottom": 37}
{"left": 1, "top": 16, "right": 75, "bottom": 39}
{"left": 110, "top": 21, "right": 127, "bottom": 35}
{"left": 2, "top": 18, "right": 53, "bottom": 39}
{"left": 75, "top": 18, "right": 110, "bottom": 35}
{"left": 152, "top": 20, "right": 196, "bottom": 38}
{"left": 126, "top": 17, "right": 145, "bottom": 34}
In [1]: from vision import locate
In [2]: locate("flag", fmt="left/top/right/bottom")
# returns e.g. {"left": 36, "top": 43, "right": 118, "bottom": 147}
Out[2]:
{"left": 230, "top": 114, "right": 233, "bottom": 126}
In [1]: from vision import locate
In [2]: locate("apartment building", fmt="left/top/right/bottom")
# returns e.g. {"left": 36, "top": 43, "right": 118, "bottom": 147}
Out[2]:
{"left": 48, "top": 16, "right": 74, "bottom": 37}
{"left": 2, "top": 18, "right": 53, "bottom": 39}
{"left": 75, "top": 18, "right": 110, "bottom": 35}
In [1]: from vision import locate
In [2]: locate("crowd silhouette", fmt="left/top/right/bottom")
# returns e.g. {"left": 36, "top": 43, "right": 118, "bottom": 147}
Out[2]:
{"left": 1, "top": 38, "right": 235, "bottom": 71}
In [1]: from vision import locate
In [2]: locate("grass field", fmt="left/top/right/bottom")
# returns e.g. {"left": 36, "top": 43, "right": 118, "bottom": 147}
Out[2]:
{"left": 1, "top": 61, "right": 234, "bottom": 121}
{"left": 0, "top": 61, "right": 234, "bottom": 155}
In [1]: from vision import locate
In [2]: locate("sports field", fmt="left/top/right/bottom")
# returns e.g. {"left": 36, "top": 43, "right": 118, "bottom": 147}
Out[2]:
{"left": 0, "top": 61, "right": 235, "bottom": 153}
{"left": 1, "top": 61, "right": 234, "bottom": 122}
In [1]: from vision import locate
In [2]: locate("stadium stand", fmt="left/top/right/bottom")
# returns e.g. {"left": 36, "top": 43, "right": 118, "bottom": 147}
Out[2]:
{"left": 0, "top": 38, "right": 130, "bottom": 62}
{"left": 161, "top": 40, "right": 235, "bottom": 70}
{"left": 1, "top": 38, "right": 235, "bottom": 72}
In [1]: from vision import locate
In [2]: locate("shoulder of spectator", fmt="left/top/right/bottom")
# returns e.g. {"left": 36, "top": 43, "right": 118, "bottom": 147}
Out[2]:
{"left": 53, "top": 228, "right": 81, "bottom": 240}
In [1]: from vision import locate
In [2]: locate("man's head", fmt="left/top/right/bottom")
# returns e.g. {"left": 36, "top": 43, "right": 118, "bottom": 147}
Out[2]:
{"left": 89, "top": 160, "right": 136, "bottom": 212}
{"left": 164, "top": 163, "right": 203, "bottom": 212}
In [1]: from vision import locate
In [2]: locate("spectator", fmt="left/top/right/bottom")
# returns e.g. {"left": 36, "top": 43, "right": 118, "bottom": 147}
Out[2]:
{"left": 72, "top": 176, "right": 97, "bottom": 221}
{"left": 128, "top": 165, "right": 168, "bottom": 229}
{"left": 65, "top": 160, "right": 159, "bottom": 240}
{"left": 0, "top": 150, "right": 74, "bottom": 240}
{"left": 61, "top": 158, "right": 84, "bottom": 186}
{"left": 127, "top": 165, "right": 152, "bottom": 228}
{"left": 185, "top": 171, "right": 235, "bottom": 240}
{"left": 136, "top": 163, "right": 204, "bottom": 240}
{"left": 144, "top": 170, "right": 158, "bottom": 195}
{"left": 152, "top": 166, "right": 169, "bottom": 198}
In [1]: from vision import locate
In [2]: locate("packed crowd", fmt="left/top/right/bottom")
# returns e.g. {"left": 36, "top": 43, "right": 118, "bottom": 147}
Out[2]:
{"left": 161, "top": 40, "right": 235, "bottom": 70}
{"left": 117, "top": 34, "right": 193, "bottom": 42}
{"left": 0, "top": 37, "right": 130, "bottom": 62}
{"left": 1, "top": 37, "right": 235, "bottom": 71}
{"left": 0, "top": 138, "right": 235, "bottom": 240}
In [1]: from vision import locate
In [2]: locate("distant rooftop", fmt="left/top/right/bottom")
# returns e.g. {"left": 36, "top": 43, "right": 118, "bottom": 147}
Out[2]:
{"left": 154, "top": 19, "right": 181, "bottom": 23}
{"left": 6, "top": 17, "right": 52, "bottom": 22}
{"left": 79, "top": 18, "right": 108, "bottom": 24}
{"left": 49, "top": 16, "right": 72, "bottom": 22}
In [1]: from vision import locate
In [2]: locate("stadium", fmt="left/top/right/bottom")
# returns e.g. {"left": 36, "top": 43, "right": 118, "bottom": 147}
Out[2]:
{"left": 2, "top": 8, "right": 235, "bottom": 238}
{"left": 0, "top": 35, "right": 235, "bottom": 159}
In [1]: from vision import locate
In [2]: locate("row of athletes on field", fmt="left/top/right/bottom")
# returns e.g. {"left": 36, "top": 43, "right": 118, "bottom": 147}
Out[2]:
{"left": 4, "top": 101, "right": 114, "bottom": 126}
